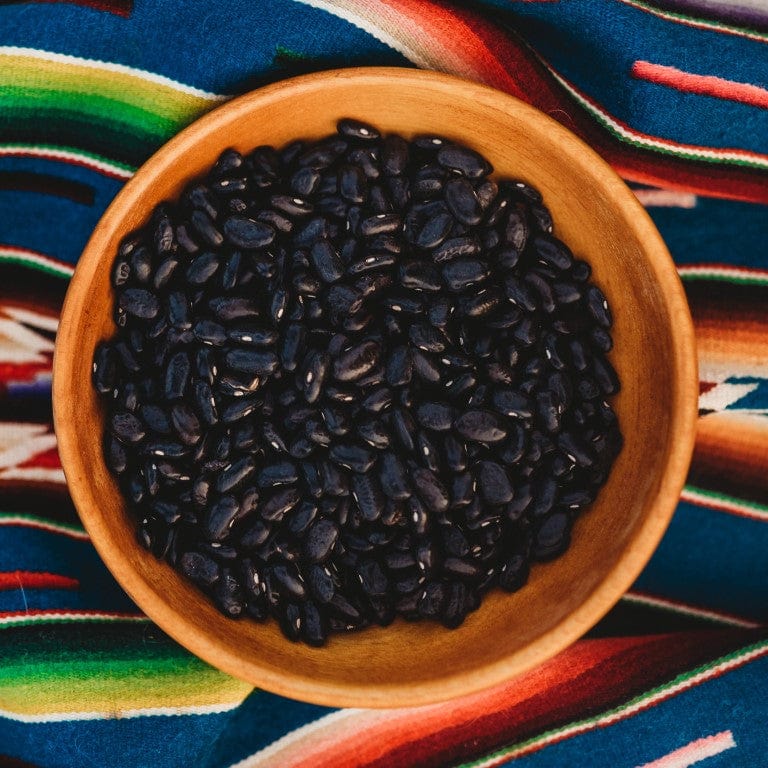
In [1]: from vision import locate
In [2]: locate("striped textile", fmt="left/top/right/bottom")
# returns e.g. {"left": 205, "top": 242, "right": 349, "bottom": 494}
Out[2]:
{"left": 0, "top": 0, "right": 766, "bottom": 766}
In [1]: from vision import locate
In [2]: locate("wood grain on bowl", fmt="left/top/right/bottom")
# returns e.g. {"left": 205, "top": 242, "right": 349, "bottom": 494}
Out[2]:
{"left": 52, "top": 68, "right": 697, "bottom": 708}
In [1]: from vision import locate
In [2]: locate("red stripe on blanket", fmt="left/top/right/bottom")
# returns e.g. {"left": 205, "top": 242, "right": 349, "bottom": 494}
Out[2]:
{"left": 632, "top": 60, "right": 768, "bottom": 109}
{"left": 0, "top": 571, "right": 79, "bottom": 591}
{"left": 1, "top": 0, "right": 132, "bottom": 17}
{"left": 18, "top": 446, "right": 61, "bottom": 470}
{"left": 0, "top": 362, "right": 51, "bottom": 383}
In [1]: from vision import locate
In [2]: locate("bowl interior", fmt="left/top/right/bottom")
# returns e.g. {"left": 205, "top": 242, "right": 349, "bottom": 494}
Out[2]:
{"left": 53, "top": 69, "right": 697, "bottom": 708}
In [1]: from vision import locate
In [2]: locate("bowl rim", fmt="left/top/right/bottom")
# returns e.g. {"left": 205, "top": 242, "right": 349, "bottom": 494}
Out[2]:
{"left": 53, "top": 66, "right": 698, "bottom": 708}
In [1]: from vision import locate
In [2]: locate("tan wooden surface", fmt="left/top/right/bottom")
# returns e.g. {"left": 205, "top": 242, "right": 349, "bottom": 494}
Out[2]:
{"left": 52, "top": 68, "right": 698, "bottom": 708}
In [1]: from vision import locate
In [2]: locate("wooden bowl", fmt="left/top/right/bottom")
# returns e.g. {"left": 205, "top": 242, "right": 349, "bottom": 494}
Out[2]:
{"left": 53, "top": 68, "right": 697, "bottom": 708}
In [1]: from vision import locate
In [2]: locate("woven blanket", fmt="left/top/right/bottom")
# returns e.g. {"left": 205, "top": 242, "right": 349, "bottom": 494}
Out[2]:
{"left": 0, "top": 1, "right": 766, "bottom": 766}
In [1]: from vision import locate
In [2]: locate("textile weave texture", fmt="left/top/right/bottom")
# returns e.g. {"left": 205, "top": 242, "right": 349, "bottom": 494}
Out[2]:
{"left": 0, "top": 1, "right": 767, "bottom": 766}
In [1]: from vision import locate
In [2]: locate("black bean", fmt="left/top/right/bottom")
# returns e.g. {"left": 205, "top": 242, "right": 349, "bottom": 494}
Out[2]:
{"left": 408, "top": 322, "right": 445, "bottom": 353}
{"left": 414, "top": 211, "right": 453, "bottom": 249}
{"left": 536, "top": 391, "right": 560, "bottom": 434}
{"left": 217, "top": 371, "right": 261, "bottom": 397}
{"left": 256, "top": 461, "right": 298, "bottom": 489}
{"left": 373, "top": 452, "right": 408, "bottom": 502}
{"left": 443, "top": 557, "right": 483, "bottom": 581}
{"left": 180, "top": 551, "right": 220, "bottom": 587}
{"left": 525, "top": 272, "right": 556, "bottom": 314}
{"left": 449, "top": 471, "right": 474, "bottom": 508}
{"left": 170, "top": 402, "right": 201, "bottom": 445}
{"left": 417, "top": 581, "right": 446, "bottom": 618}
{"left": 220, "top": 397, "right": 260, "bottom": 423}
{"left": 337, "top": 118, "right": 380, "bottom": 142}
{"left": 499, "top": 553, "right": 529, "bottom": 592}
{"left": 426, "top": 296, "right": 450, "bottom": 328}
{"left": 590, "top": 327, "right": 613, "bottom": 354}
{"left": 441, "top": 581, "right": 469, "bottom": 628}
{"left": 309, "top": 239, "right": 344, "bottom": 284}
{"left": 299, "top": 350, "right": 329, "bottom": 404}
{"left": 92, "top": 343, "right": 116, "bottom": 394}
{"left": 454, "top": 410, "right": 507, "bottom": 443}
{"left": 458, "top": 288, "right": 502, "bottom": 317}
{"left": 127, "top": 246, "right": 152, "bottom": 284}
{"left": 412, "top": 349, "right": 441, "bottom": 384}
{"left": 350, "top": 472, "right": 384, "bottom": 523}
{"left": 268, "top": 193, "right": 312, "bottom": 218}
{"left": 104, "top": 433, "right": 128, "bottom": 474}
{"left": 118, "top": 288, "right": 160, "bottom": 319}
{"left": 306, "top": 564, "right": 335, "bottom": 604}
{"left": 223, "top": 216, "right": 275, "bottom": 249}
{"left": 336, "top": 163, "right": 364, "bottom": 204}
{"left": 446, "top": 372, "right": 477, "bottom": 402}
{"left": 552, "top": 280, "right": 581, "bottom": 304}
{"left": 592, "top": 356, "right": 620, "bottom": 395}
{"left": 214, "top": 456, "right": 255, "bottom": 494}
{"left": 504, "top": 276, "right": 537, "bottom": 312}
{"left": 383, "top": 345, "right": 411, "bottom": 387}
{"left": 333, "top": 340, "right": 380, "bottom": 382}
{"left": 411, "top": 467, "right": 449, "bottom": 514}
{"left": 355, "top": 417, "right": 388, "bottom": 450}
{"left": 360, "top": 213, "right": 401, "bottom": 238}
{"left": 190, "top": 210, "right": 224, "bottom": 248}
{"left": 111, "top": 253, "right": 132, "bottom": 287}
{"left": 441, "top": 259, "right": 490, "bottom": 292}
{"left": 355, "top": 560, "right": 387, "bottom": 599}
{"left": 441, "top": 434, "right": 466, "bottom": 473}
{"left": 204, "top": 495, "right": 240, "bottom": 541}
{"left": 328, "top": 593, "right": 363, "bottom": 625}
{"left": 557, "top": 432, "right": 595, "bottom": 468}
{"left": 504, "top": 203, "right": 529, "bottom": 252}
{"left": 416, "top": 402, "right": 454, "bottom": 432}
{"left": 512, "top": 317, "right": 539, "bottom": 347}
{"left": 414, "top": 431, "right": 439, "bottom": 473}
{"left": 444, "top": 177, "right": 483, "bottom": 226}
{"left": 326, "top": 385, "right": 356, "bottom": 404}
{"left": 163, "top": 351, "right": 190, "bottom": 400}
{"left": 224, "top": 325, "right": 276, "bottom": 349}
{"left": 534, "top": 512, "right": 571, "bottom": 559}
{"left": 432, "top": 235, "right": 480, "bottom": 262}
{"left": 477, "top": 461, "right": 513, "bottom": 505}
{"left": 223, "top": 348, "right": 278, "bottom": 376}
{"left": 362, "top": 387, "right": 393, "bottom": 414}
{"left": 300, "top": 601, "right": 326, "bottom": 647}
{"left": 183, "top": 253, "right": 218, "bottom": 286}
{"left": 398, "top": 259, "right": 441, "bottom": 292}
{"left": 585, "top": 285, "right": 612, "bottom": 328}
{"left": 301, "top": 518, "right": 338, "bottom": 563}
{"left": 261, "top": 487, "right": 301, "bottom": 522}
{"left": 528, "top": 477, "right": 558, "bottom": 518}
{"left": 437, "top": 144, "right": 491, "bottom": 179}
{"left": 347, "top": 252, "right": 396, "bottom": 275}
{"left": 379, "top": 133, "right": 408, "bottom": 175}
{"left": 329, "top": 443, "right": 375, "bottom": 474}
{"left": 391, "top": 408, "right": 416, "bottom": 453}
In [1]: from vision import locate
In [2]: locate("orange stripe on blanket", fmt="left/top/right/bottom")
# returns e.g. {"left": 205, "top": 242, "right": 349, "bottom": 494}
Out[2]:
{"left": 693, "top": 321, "right": 768, "bottom": 381}
{"left": 632, "top": 60, "right": 768, "bottom": 110}
{"left": 692, "top": 412, "right": 768, "bottom": 502}
{"left": 0, "top": 570, "right": 79, "bottom": 590}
